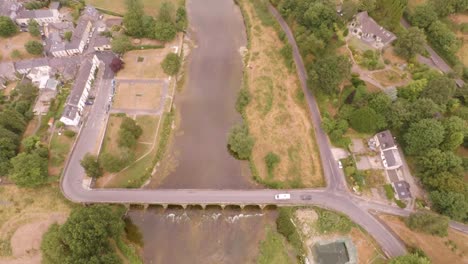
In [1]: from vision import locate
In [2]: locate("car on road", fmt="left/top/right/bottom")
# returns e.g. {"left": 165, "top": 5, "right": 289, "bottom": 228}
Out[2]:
{"left": 274, "top": 193, "right": 291, "bottom": 200}
{"left": 338, "top": 160, "right": 343, "bottom": 169}
{"left": 300, "top": 194, "right": 312, "bottom": 200}
{"left": 85, "top": 100, "right": 93, "bottom": 105}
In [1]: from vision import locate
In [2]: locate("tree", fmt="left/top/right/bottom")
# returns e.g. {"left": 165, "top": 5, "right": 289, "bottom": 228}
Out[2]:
{"left": 421, "top": 76, "right": 456, "bottom": 105}
{"left": 341, "top": 0, "right": 358, "bottom": 21}
{"left": 123, "top": 0, "right": 145, "bottom": 37}
{"left": 395, "top": 27, "right": 426, "bottom": 59}
{"left": 99, "top": 152, "right": 125, "bottom": 173}
{"left": 154, "top": 21, "right": 177, "bottom": 42}
{"left": 158, "top": 2, "right": 174, "bottom": 23}
{"left": 309, "top": 55, "right": 351, "bottom": 94}
{"left": 80, "top": 153, "right": 103, "bottom": 178}
{"left": 397, "top": 79, "right": 428, "bottom": 102}
{"left": 427, "top": 21, "right": 460, "bottom": 55}
{"left": 403, "top": 119, "right": 445, "bottom": 155}
{"left": 161, "top": 53, "right": 181, "bottom": 76}
{"left": 24, "top": 40, "right": 43, "bottom": 55}
{"left": 175, "top": 6, "right": 188, "bottom": 31}
{"left": 0, "top": 138, "right": 18, "bottom": 176}
{"left": 389, "top": 253, "right": 431, "bottom": 264}
{"left": 64, "top": 31, "right": 72, "bottom": 41}
{"left": 28, "top": 19, "right": 41, "bottom": 37}
{"left": 0, "top": 109, "right": 27, "bottom": 134}
{"left": 236, "top": 88, "right": 251, "bottom": 113}
{"left": 265, "top": 152, "right": 280, "bottom": 175}
{"left": 423, "top": 171, "right": 466, "bottom": 193}
{"left": 110, "top": 58, "right": 124, "bottom": 73}
{"left": 22, "top": 135, "right": 40, "bottom": 153}
{"left": 418, "top": 148, "right": 463, "bottom": 177}
{"left": 430, "top": 191, "right": 468, "bottom": 221}
{"left": 407, "top": 98, "right": 442, "bottom": 124}
{"left": 120, "top": 116, "right": 142, "bottom": 137}
{"left": 118, "top": 116, "right": 142, "bottom": 148}
{"left": 9, "top": 152, "right": 48, "bottom": 187}
{"left": 0, "top": 16, "right": 17, "bottom": 37}
{"left": 410, "top": 4, "right": 438, "bottom": 29}
{"left": 118, "top": 129, "right": 137, "bottom": 148}
{"left": 406, "top": 212, "right": 449, "bottom": 236}
{"left": 359, "top": 0, "right": 376, "bottom": 12}
{"left": 441, "top": 116, "right": 467, "bottom": 150}
{"left": 228, "top": 124, "right": 255, "bottom": 160}
{"left": 111, "top": 35, "right": 132, "bottom": 54}
{"left": 349, "top": 107, "right": 386, "bottom": 133}
{"left": 41, "top": 205, "right": 125, "bottom": 264}
{"left": 372, "top": 0, "right": 407, "bottom": 30}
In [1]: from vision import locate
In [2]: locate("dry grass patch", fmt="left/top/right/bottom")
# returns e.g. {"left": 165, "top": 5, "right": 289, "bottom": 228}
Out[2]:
{"left": 407, "top": 0, "right": 427, "bottom": 11}
{"left": 379, "top": 214, "right": 468, "bottom": 263}
{"left": 0, "top": 33, "right": 41, "bottom": 62}
{"left": 382, "top": 47, "right": 407, "bottom": 65}
{"left": 242, "top": 0, "right": 323, "bottom": 187}
{"left": 3, "top": 82, "right": 17, "bottom": 96}
{"left": 48, "top": 131, "right": 75, "bottom": 176}
{"left": 371, "top": 69, "right": 410, "bottom": 87}
{"left": 113, "top": 82, "right": 163, "bottom": 110}
{"left": 117, "top": 49, "right": 167, "bottom": 79}
{"left": 86, "top": 0, "right": 183, "bottom": 16}
{"left": 101, "top": 115, "right": 123, "bottom": 154}
{"left": 22, "top": 116, "right": 39, "bottom": 139}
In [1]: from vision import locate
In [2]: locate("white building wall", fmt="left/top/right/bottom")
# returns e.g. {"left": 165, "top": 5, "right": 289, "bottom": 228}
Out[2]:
{"left": 60, "top": 114, "right": 80, "bottom": 126}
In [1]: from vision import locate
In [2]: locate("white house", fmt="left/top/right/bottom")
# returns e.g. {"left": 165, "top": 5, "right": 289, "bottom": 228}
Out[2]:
{"left": 60, "top": 55, "right": 100, "bottom": 126}
{"left": 349, "top": 11, "right": 397, "bottom": 49}
{"left": 373, "top": 130, "right": 402, "bottom": 170}
{"left": 15, "top": 2, "right": 60, "bottom": 26}
{"left": 14, "top": 58, "right": 50, "bottom": 74}
{"left": 65, "top": 17, "right": 92, "bottom": 56}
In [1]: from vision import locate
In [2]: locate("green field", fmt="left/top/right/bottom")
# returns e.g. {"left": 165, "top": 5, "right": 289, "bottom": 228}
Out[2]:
{"left": 86, "top": 0, "right": 184, "bottom": 16}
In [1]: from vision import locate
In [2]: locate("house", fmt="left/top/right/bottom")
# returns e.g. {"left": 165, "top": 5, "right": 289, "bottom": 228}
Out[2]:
{"left": 349, "top": 11, "right": 397, "bottom": 49}
{"left": 60, "top": 55, "right": 101, "bottom": 126}
{"left": 14, "top": 58, "right": 50, "bottom": 74}
{"left": 65, "top": 16, "right": 92, "bottom": 55}
{"left": 0, "top": 62, "right": 16, "bottom": 82}
{"left": 393, "top": 180, "right": 411, "bottom": 200}
{"left": 373, "top": 130, "right": 402, "bottom": 170}
{"left": 15, "top": 2, "right": 61, "bottom": 26}
{"left": 93, "top": 36, "right": 111, "bottom": 51}
{"left": 0, "top": 0, "right": 21, "bottom": 20}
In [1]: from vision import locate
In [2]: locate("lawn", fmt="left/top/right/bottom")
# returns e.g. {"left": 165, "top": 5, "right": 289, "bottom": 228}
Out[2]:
{"left": 449, "top": 13, "right": 468, "bottom": 67}
{"left": 371, "top": 69, "right": 410, "bottom": 87}
{"left": 86, "top": 0, "right": 184, "bottom": 16}
{"left": 0, "top": 33, "right": 42, "bottom": 62}
{"left": 49, "top": 131, "right": 75, "bottom": 176}
{"left": 98, "top": 115, "right": 159, "bottom": 188}
{"left": 256, "top": 228, "right": 295, "bottom": 264}
{"left": 380, "top": 214, "right": 468, "bottom": 264}
{"left": 113, "top": 82, "right": 163, "bottom": 110}
{"left": 117, "top": 49, "right": 169, "bottom": 79}
{"left": 240, "top": 0, "right": 323, "bottom": 188}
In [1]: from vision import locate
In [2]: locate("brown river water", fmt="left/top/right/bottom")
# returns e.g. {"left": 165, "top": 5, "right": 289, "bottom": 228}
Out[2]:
{"left": 130, "top": 0, "right": 277, "bottom": 263}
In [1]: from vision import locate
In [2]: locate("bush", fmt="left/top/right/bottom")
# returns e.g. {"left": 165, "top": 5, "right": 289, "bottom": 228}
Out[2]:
{"left": 264, "top": 152, "right": 280, "bottom": 178}
{"left": 396, "top": 199, "right": 407, "bottom": 208}
{"left": 111, "top": 35, "right": 132, "bottom": 54}
{"left": 276, "top": 208, "right": 304, "bottom": 256}
{"left": 349, "top": 107, "right": 386, "bottom": 133}
{"left": 64, "top": 31, "right": 72, "bottom": 41}
{"left": 235, "top": 88, "right": 251, "bottom": 113}
{"left": 0, "top": 16, "right": 17, "bottom": 37}
{"left": 63, "top": 130, "right": 76, "bottom": 138}
{"left": 24, "top": 40, "right": 44, "bottom": 55}
{"left": 406, "top": 212, "right": 449, "bottom": 237}
{"left": 80, "top": 153, "right": 103, "bottom": 178}
{"left": 28, "top": 20, "right": 41, "bottom": 37}
{"left": 100, "top": 152, "right": 126, "bottom": 173}
{"left": 161, "top": 53, "right": 181, "bottom": 76}
{"left": 384, "top": 184, "right": 395, "bottom": 200}
{"left": 316, "top": 209, "right": 353, "bottom": 234}
{"left": 227, "top": 123, "right": 255, "bottom": 160}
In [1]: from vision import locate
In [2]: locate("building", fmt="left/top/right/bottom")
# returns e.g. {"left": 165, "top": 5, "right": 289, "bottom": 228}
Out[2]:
{"left": 373, "top": 130, "right": 402, "bottom": 170}
{"left": 15, "top": 2, "right": 60, "bottom": 26}
{"left": 0, "top": 0, "right": 22, "bottom": 20}
{"left": 93, "top": 36, "right": 111, "bottom": 51}
{"left": 65, "top": 16, "right": 92, "bottom": 55}
{"left": 60, "top": 55, "right": 100, "bottom": 126}
{"left": 349, "top": 11, "right": 397, "bottom": 49}
{"left": 393, "top": 180, "right": 411, "bottom": 200}
{"left": 0, "top": 62, "right": 16, "bottom": 82}
{"left": 14, "top": 58, "right": 50, "bottom": 74}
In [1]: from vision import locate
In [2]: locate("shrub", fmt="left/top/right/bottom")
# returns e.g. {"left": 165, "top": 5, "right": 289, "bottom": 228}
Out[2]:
{"left": 0, "top": 16, "right": 17, "bottom": 37}
{"left": 100, "top": 152, "right": 126, "bottom": 173}
{"left": 406, "top": 212, "right": 449, "bottom": 237}
{"left": 396, "top": 199, "right": 406, "bottom": 208}
{"left": 276, "top": 208, "right": 304, "bottom": 255}
{"left": 317, "top": 209, "right": 353, "bottom": 234}
{"left": 227, "top": 123, "right": 254, "bottom": 160}
{"left": 349, "top": 107, "right": 386, "bottom": 133}
{"left": 64, "top": 31, "right": 72, "bottom": 41}
{"left": 161, "top": 53, "right": 181, "bottom": 76}
{"left": 24, "top": 40, "right": 44, "bottom": 55}
{"left": 28, "top": 20, "right": 41, "bottom": 36}
{"left": 235, "top": 88, "right": 251, "bottom": 113}
{"left": 80, "top": 153, "right": 103, "bottom": 178}
{"left": 63, "top": 130, "right": 76, "bottom": 138}
{"left": 264, "top": 152, "right": 280, "bottom": 178}
{"left": 384, "top": 184, "right": 395, "bottom": 200}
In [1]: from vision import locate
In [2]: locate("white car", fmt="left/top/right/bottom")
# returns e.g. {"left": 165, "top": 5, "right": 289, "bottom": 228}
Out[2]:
{"left": 338, "top": 160, "right": 343, "bottom": 169}
{"left": 274, "top": 193, "right": 291, "bottom": 200}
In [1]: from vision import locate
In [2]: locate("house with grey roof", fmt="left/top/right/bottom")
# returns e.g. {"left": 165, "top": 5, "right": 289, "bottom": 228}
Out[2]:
{"left": 65, "top": 16, "right": 92, "bottom": 56}
{"left": 0, "top": 62, "right": 16, "bottom": 82}
{"left": 373, "top": 130, "right": 402, "bottom": 170}
{"left": 0, "top": 0, "right": 21, "bottom": 20}
{"left": 14, "top": 58, "right": 50, "bottom": 74}
{"left": 15, "top": 2, "right": 61, "bottom": 26}
{"left": 60, "top": 55, "right": 101, "bottom": 126}
{"left": 349, "top": 11, "right": 397, "bottom": 49}
{"left": 94, "top": 36, "right": 111, "bottom": 51}
{"left": 393, "top": 180, "right": 411, "bottom": 200}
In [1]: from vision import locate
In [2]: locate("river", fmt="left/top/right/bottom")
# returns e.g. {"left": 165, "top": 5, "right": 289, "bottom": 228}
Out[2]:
{"left": 130, "top": 0, "right": 276, "bottom": 262}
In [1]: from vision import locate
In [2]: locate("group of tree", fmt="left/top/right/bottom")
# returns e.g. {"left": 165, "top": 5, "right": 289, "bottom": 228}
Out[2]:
{"left": 227, "top": 123, "right": 255, "bottom": 160}
{"left": 406, "top": 212, "right": 449, "bottom": 237}
{"left": 118, "top": 116, "right": 142, "bottom": 148}
{"left": 161, "top": 53, "right": 181, "bottom": 76}
{"left": 41, "top": 205, "right": 126, "bottom": 263}
{"left": 28, "top": 19, "right": 41, "bottom": 37}
{"left": 0, "top": 16, "right": 18, "bottom": 37}
{"left": 80, "top": 153, "right": 103, "bottom": 178}
{"left": 123, "top": 0, "right": 187, "bottom": 42}
{"left": 25, "top": 40, "right": 44, "bottom": 55}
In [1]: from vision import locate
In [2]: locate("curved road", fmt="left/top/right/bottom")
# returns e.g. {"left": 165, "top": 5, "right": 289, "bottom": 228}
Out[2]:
{"left": 59, "top": 1, "right": 467, "bottom": 259}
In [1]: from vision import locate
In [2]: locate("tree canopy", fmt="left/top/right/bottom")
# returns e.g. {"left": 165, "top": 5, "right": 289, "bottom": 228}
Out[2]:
{"left": 24, "top": 40, "right": 44, "bottom": 55}
{"left": 421, "top": 76, "right": 456, "bottom": 105}
{"left": 0, "top": 16, "right": 17, "bottom": 37}
{"left": 228, "top": 124, "right": 255, "bottom": 160}
{"left": 406, "top": 212, "right": 449, "bottom": 237}
{"left": 80, "top": 153, "right": 103, "bottom": 178}
{"left": 403, "top": 119, "right": 445, "bottom": 155}
{"left": 111, "top": 35, "right": 132, "bottom": 54}
{"left": 161, "top": 53, "right": 181, "bottom": 76}
{"left": 9, "top": 151, "right": 48, "bottom": 187}
{"left": 309, "top": 55, "right": 351, "bottom": 94}
{"left": 28, "top": 19, "right": 41, "bottom": 37}
{"left": 430, "top": 191, "right": 468, "bottom": 221}
{"left": 123, "top": 0, "right": 145, "bottom": 37}
{"left": 41, "top": 205, "right": 125, "bottom": 264}
{"left": 349, "top": 107, "right": 386, "bottom": 133}
{"left": 395, "top": 27, "right": 426, "bottom": 59}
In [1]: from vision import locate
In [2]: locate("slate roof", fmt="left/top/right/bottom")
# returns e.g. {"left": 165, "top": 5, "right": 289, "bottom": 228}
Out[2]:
{"left": 66, "top": 16, "right": 90, "bottom": 50}
{"left": 0, "top": 62, "right": 16, "bottom": 79}
{"left": 383, "top": 149, "right": 398, "bottom": 167}
{"left": 376, "top": 130, "right": 396, "bottom": 150}
{"left": 17, "top": 9, "right": 54, "bottom": 19}
{"left": 14, "top": 58, "right": 49, "bottom": 71}
{"left": 355, "top": 11, "right": 396, "bottom": 45}
{"left": 394, "top": 181, "right": 411, "bottom": 199}
{"left": 62, "top": 104, "right": 78, "bottom": 120}
{"left": 67, "top": 60, "right": 93, "bottom": 106}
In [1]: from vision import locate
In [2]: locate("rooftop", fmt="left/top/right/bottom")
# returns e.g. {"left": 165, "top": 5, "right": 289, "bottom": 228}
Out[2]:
{"left": 393, "top": 181, "right": 411, "bottom": 199}
{"left": 67, "top": 60, "right": 93, "bottom": 106}
{"left": 62, "top": 104, "right": 79, "bottom": 120}
{"left": 354, "top": 11, "right": 396, "bottom": 45}
{"left": 17, "top": 9, "right": 55, "bottom": 19}
{"left": 67, "top": 16, "right": 91, "bottom": 50}
{"left": 14, "top": 58, "right": 49, "bottom": 70}
{"left": 50, "top": 1, "right": 60, "bottom": 10}
{"left": 376, "top": 130, "right": 396, "bottom": 150}
{"left": 0, "top": 62, "right": 16, "bottom": 79}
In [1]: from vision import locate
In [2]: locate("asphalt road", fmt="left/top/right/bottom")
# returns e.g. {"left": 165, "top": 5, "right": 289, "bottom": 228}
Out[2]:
{"left": 59, "top": 4, "right": 467, "bottom": 260}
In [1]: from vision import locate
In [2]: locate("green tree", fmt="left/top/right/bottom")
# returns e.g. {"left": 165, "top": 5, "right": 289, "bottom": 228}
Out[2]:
{"left": 359, "top": 0, "right": 376, "bottom": 12}
{"left": 395, "top": 27, "right": 426, "bottom": 59}
{"left": 24, "top": 40, "right": 44, "bottom": 55}
{"left": 21, "top": 135, "right": 40, "bottom": 153}
{"left": 406, "top": 212, "right": 449, "bottom": 237}
{"left": 28, "top": 19, "right": 41, "bottom": 37}
{"left": 418, "top": 148, "right": 463, "bottom": 177}
{"left": 64, "top": 31, "right": 72, "bottom": 41}
{"left": 309, "top": 55, "right": 351, "bottom": 95}
{"left": 341, "top": 0, "right": 359, "bottom": 21}
{"left": 349, "top": 107, "right": 386, "bottom": 133}
{"left": 158, "top": 2, "right": 174, "bottom": 23}
{"left": 0, "top": 138, "right": 18, "bottom": 176}
{"left": 430, "top": 191, "right": 468, "bottom": 221}
{"left": 407, "top": 98, "right": 443, "bottom": 124}
{"left": 118, "top": 129, "right": 137, "bottom": 148}
{"left": 111, "top": 35, "right": 132, "bottom": 54}
{"left": 10, "top": 152, "right": 48, "bottom": 187}
{"left": 0, "top": 109, "right": 27, "bottom": 134}
{"left": 161, "top": 53, "right": 181, "bottom": 76}
{"left": 421, "top": 76, "right": 456, "bottom": 105}
{"left": 236, "top": 88, "right": 251, "bottom": 113}
{"left": 99, "top": 152, "right": 125, "bottom": 173}
{"left": 397, "top": 79, "right": 428, "bottom": 102}
{"left": 41, "top": 205, "right": 125, "bottom": 264}
{"left": 154, "top": 21, "right": 177, "bottom": 42}
{"left": 372, "top": 0, "right": 407, "bottom": 30}
{"left": 175, "top": 6, "right": 188, "bottom": 31}
{"left": 403, "top": 119, "right": 445, "bottom": 155}
{"left": 410, "top": 4, "right": 438, "bottom": 29}
{"left": 0, "top": 16, "right": 17, "bottom": 37}
{"left": 389, "top": 253, "right": 431, "bottom": 264}
{"left": 80, "top": 153, "right": 103, "bottom": 178}
{"left": 441, "top": 116, "right": 467, "bottom": 150}
{"left": 228, "top": 124, "right": 255, "bottom": 160}
{"left": 123, "top": 0, "right": 145, "bottom": 37}
{"left": 427, "top": 21, "right": 460, "bottom": 55}
{"left": 423, "top": 171, "right": 466, "bottom": 193}
{"left": 120, "top": 116, "right": 142, "bottom": 138}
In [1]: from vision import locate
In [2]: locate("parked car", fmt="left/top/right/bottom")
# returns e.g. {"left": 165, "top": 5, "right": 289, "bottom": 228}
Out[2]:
{"left": 338, "top": 160, "right": 343, "bottom": 169}
{"left": 85, "top": 100, "right": 93, "bottom": 105}
{"left": 300, "top": 194, "right": 312, "bottom": 200}
{"left": 274, "top": 193, "right": 291, "bottom": 200}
